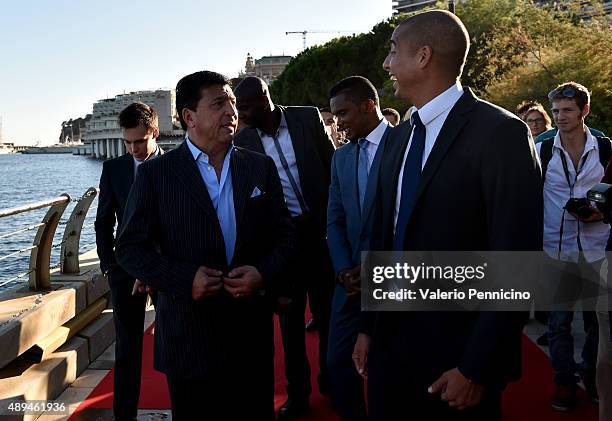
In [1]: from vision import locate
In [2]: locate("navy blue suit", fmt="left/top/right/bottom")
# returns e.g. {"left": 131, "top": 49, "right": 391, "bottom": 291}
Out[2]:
{"left": 326, "top": 126, "right": 391, "bottom": 421}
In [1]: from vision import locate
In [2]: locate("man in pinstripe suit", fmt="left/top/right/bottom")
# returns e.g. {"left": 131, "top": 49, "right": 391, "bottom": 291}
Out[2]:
{"left": 116, "top": 71, "right": 295, "bottom": 420}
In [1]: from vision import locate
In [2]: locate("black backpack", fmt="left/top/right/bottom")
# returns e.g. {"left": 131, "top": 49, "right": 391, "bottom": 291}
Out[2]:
{"left": 540, "top": 135, "right": 612, "bottom": 182}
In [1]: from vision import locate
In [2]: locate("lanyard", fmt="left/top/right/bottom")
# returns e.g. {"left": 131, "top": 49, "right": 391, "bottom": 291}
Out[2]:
{"left": 556, "top": 148, "right": 590, "bottom": 257}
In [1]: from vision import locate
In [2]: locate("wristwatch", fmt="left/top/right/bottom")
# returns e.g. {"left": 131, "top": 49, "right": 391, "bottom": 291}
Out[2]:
{"left": 337, "top": 269, "right": 349, "bottom": 285}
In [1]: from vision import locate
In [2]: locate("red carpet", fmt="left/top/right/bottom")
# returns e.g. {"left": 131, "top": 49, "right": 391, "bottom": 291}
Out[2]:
{"left": 503, "top": 336, "right": 598, "bottom": 420}
{"left": 72, "top": 318, "right": 598, "bottom": 420}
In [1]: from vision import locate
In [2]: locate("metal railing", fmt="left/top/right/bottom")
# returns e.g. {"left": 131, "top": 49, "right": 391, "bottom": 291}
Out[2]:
{"left": 0, "top": 188, "right": 98, "bottom": 290}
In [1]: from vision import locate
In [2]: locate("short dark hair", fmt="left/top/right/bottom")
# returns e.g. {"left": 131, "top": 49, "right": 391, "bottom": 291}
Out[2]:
{"left": 329, "top": 76, "right": 379, "bottom": 107}
{"left": 397, "top": 10, "right": 470, "bottom": 78}
{"left": 548, "top": 82, "right": 590, "bottom": 110}
{"left": 176, "top": 70, "right": 231, "bottom": 130}
{"left": 382, "top": 107, "right": 401, "bottom": 121}
{"left": 118, "top": 102, "right": 158, "bottom": 132}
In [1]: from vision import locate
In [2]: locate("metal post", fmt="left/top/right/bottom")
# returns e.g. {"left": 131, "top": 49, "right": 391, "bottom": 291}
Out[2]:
{"left": 448, "top": 0, "right": 456, "bottom": 14}
{"left": 28, "top": 194, "right": 70, "bottom": 290}
{"left": 60, "top": 187, "right": 98, "bottom": 274}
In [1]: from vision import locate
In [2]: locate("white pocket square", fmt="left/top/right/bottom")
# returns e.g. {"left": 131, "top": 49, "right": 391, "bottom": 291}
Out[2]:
{"left": 250, "top": 186, "right": 263, "bottom": 198}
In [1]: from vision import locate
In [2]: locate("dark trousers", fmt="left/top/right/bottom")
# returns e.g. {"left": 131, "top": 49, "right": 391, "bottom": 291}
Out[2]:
{"left": 166, "top": 368, "right": 275, "bottom": 420}
{"left": 108, "top": 267, "right": 155, "bottom": 420}
{"left": 327, "top": 294, "right": 366, "bottom": 421}
{"left": 549, "top": 310, "right": 599, "bottom": 384}
{"left": 367, "top": 352, "right": 501, "bottom": 421}
{"left": 279, "top": 218, "right": 334, "bottom": 400}
{"left": 545, "top": 257, "right": 602, "bottom": 386}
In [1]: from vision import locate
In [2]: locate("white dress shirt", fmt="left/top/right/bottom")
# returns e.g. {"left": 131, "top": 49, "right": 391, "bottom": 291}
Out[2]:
{"left": 361, "top": 118, "right": 390, "bottom": 171}
{"left": 536, "top": 128, "right": 608, "bottom": 263}
{"left": 393, "top": 82, "right": 464, "bottom": 231}
{"left": 257, "top": 111, "right": 307, "bottom": 216}
{"left": 133, "top": 146, "right": 160, "bottom": 177}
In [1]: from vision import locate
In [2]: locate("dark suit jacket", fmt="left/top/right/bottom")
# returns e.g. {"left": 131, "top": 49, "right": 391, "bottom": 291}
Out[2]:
{"left": 234, "top": 105, "right": 334, "bottom": 235}
{"left": 366, "top": 88, "right": 543, "bottom": 389}
{"left": 115, "top": 141, "right": 295, "bottom": 378}
{"left": 95, "top": 149, "right": 162, "bottom": 275}
{"left": 327, "top": 126, "right": 392, "bottom": 310}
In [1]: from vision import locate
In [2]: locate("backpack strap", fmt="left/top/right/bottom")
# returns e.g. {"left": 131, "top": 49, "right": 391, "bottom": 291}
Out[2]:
{"left": 596, "top": 136, "right": 612, "bottom": 169}
{"left": 539, "top": 137, "right": 555, "bottom": 183}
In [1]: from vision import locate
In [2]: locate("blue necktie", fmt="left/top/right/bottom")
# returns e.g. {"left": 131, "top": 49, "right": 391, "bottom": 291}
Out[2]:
{"left": 358, "top": 138, "right": 369, "bottom": 212}
{"left": 393, "top": 111, "right": 426, "bottom": 250}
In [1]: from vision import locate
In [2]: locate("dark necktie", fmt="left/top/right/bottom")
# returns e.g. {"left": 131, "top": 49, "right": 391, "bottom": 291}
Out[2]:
{"left": 393, "top": 111, "right": 426, "bottom": 250}
{"left": 357, "top": 138, "right": 369, "bottom": 212}
{"left": 271, "top": 135, "right": 308, "bottom": 214}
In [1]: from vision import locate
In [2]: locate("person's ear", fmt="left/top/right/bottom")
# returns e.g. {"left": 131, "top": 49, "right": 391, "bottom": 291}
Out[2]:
{"left": 182, "top": 108, "right": 196, "bottom": 129}
{"left": 361, "top": 99, "right": 376, "bottom": 113}
{"left": 152, "top": 127, "right": 160, "bottom": 139}
{"left": 582, "top": 103, "right": 590, "bottom": 119}
{"left": 418, "top": 45, "right": 433, "bottom": 69}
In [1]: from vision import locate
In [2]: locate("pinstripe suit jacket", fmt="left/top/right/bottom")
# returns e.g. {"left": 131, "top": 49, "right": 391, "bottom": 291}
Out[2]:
{"left": 115, "top": 140, "right": 295, "bottom": 378}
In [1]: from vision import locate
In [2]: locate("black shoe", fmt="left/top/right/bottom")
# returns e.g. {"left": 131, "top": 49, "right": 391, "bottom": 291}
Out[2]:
{"left": 536, "top": 332, "right": 549, "bottom": 346}
{"left": 305, "top": 318, "right": 317, "bottom": 332}
{"left": 551, "top": 384, "right": 577, "bottom": 411}
{"left": 579, "top": 369, "right": 599, "bottom": 403}
{"left": 277, "top": 397, "right": 309, "bottom": 420}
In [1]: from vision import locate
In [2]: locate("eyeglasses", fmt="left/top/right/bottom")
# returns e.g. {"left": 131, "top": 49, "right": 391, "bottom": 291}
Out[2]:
{"left": 548, "top": 86, "right": 577, "bottom": 101}
{"left": 526, "top": 117, "right": 545, "bottom": 125}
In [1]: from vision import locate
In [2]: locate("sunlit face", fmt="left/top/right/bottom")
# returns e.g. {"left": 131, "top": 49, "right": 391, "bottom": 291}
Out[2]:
{"left": 122, "top": 123, "right": 158, "bottom": 161}
{"left": 184, "top": 84, "right": 238, "bottom": 146}
{"left": 330, "top": 93, "right": 369, "bottom": 141}
{"left": 383, "top": 26, "right": 420, "bottom": 102}
{"left": 523, "top": 110, "right": 547, "bottom": 137}
{"left": 321, "top": 111, "right": 336, "bottom": 128}
{"left": 551, "top": 98, "right": 588, "bottom": 135}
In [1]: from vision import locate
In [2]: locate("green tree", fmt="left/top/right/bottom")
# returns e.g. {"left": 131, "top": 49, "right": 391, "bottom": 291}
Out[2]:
{"left": 270, "top": 0, "right": 611, "bottom": 132}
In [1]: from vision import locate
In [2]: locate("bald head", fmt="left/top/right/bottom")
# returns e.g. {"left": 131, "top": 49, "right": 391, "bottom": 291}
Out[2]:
{"left": 396, "top": 10, "right": 470, "bottom": 78}
{"left": 234, "top": 76, "right": 274, "bottom": 128}
{"left": 234, "top": 76, "right": 270, "bottom": 101}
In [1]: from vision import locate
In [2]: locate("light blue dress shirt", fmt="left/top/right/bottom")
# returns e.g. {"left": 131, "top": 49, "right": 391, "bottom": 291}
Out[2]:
{"left": 186, "top": 137, "right": 236, "bottom": 264}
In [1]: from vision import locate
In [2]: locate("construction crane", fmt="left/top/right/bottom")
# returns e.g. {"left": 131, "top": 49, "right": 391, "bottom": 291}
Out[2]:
{"left": 285, "top": 30, "right": 352, "bottom": 50}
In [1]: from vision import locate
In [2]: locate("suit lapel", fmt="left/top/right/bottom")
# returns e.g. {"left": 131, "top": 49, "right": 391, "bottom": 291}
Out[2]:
{"left": 281, "top": 106, "right": 308, "bottom": 185}
{"left": 240, "top": 128, "right": 266, "bottom": 154}
{"left": 413, "top": 90, "right": 476, "bottom": 205}
{"left": 381, "top": 121, "right": 413, "bottom": 245}
{"left": 361, "top": 126, "right": 391, "bottom": 232}
{"left": 230, "top": 148, "right": 254, "bottom": 241}
{"left": 123, "top": 153, "right": 135, "bottom": 188}
{"left": 170, "top": 141, "right": 219, "bottom": 223}
{"left": 342, "top": 144, "right": 359, "bottom": 220}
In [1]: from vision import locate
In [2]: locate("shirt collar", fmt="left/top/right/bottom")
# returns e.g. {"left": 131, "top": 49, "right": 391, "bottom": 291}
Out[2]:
{"left": 363, "top": 118, "right": 390, "bottom": 146}
{"left": 553, "top": 126, "right": 598, "bottom": 153}
{"left": 185, "top": 135, "right": 234, "bottom": 164}
{"left": 414, "top": 81, "right": 464, "bottom": 126}
{"left": 257, "top": 110, "right": 287, "bottom": 139}
{"left": 133, "top": 145, "right": 160, "bottom": 166}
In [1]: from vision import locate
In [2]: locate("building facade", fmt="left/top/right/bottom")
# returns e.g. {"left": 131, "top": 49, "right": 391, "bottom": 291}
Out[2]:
{"left": 392, "top": 0, "right": 438, "bottom": 14}
{"left": 82, "top": 90, "right": 183, "bottom": 159}
{"left": 236, "top": 53, "right": 292, "bottom": 86}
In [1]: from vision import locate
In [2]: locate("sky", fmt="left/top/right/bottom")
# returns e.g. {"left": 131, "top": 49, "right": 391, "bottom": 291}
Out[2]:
{"left": 0, "top": 0, "right": 392, "bottom": 145}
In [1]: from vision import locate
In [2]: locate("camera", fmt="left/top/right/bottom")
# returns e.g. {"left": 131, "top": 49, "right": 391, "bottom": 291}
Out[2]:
{"left": 564, "top": 198, "right": 594, "bottom": 220}
{"left": 587, "top": 183, "right": 612, "bottom": 223}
